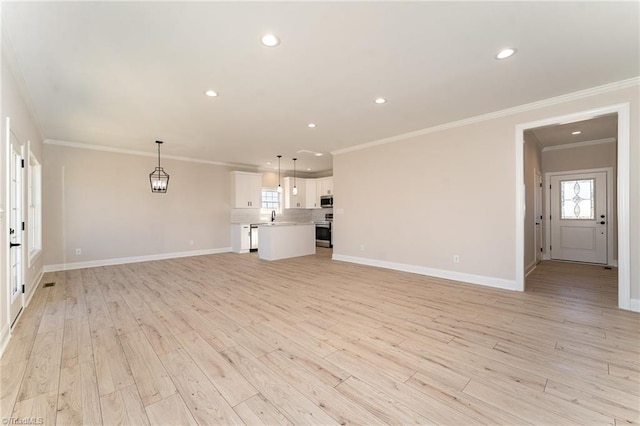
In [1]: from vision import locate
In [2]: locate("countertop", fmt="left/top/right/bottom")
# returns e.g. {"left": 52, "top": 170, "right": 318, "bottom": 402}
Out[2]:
{"left": 256, "top": 221, "right": 314, "bottom": 227}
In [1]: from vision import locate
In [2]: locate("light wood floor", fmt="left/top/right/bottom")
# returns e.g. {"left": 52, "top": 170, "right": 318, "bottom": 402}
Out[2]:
{"left": 2, "top": 250, "right": 638, "bottom": 425}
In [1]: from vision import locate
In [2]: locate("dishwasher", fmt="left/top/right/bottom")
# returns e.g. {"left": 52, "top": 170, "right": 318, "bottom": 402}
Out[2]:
{"left": 250, "top": 224, "right": 259, "bottom": 252}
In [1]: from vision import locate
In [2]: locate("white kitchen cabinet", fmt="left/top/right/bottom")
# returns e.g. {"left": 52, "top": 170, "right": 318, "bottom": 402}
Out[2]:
{"left": 314, "top": 176, "right": 333, "bottom": 208}
{"left": 284, "top": 177, "right": 307, "bottom": 209}
{"left": 231, "top": 171, "right": 262, "bottom": 208}
{"left": 231, "top": 224, "right": 251, "bottom": 253}
{"left": 305, "top": 179, "right": 318, "bottom": 208}
{"left": 317, "top": 176, "right": 333, "bottom": 197}
{"left": 284, "top": 176, "right": 333, "bottom": 209}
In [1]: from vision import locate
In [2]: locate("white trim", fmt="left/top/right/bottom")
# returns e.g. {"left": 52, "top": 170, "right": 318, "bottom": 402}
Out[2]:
{"left": 0, "top": 324, "right": 10, "bottom": 357}
{"left": 43, "top": 247, "right": 232, "bottom": 272}
{"left": 4, "top": 118, "right": 10, "bottom": 332}
{"left": 26, "top": 268, "right": 44, "bottom": 307}
{"left": 515, "top": 103, "right": 631, "bottom": 311}
{"left": 630, "top": 299, "right": 640, "bottom": 313}
{"left": 616, "top": 103, "right": 631, "bottom": 311}
{"left": 44, "top": 139, "right": 251, "bottom": 169}
{"left": 609, "top": 259, "right": 618, "bottom": 268}
{"left": 541, "top": 137, "right": 616, "bottom": 152}
{"left": 1, "top": 267, "right": 44, "bottom": 357}
{"left": 333, "top": 77, "right": 639, "bottom": 156}
{"left": 332, "top": 254, "right": 517, "bottom": 291}
{"left": 544, "top": 167, "right": 614, "bottom": 266}
{"left": 525, "top": 260, "right": 537, "bottom": 278}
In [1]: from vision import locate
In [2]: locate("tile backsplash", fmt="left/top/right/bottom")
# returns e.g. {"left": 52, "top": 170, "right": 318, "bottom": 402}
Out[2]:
{"left": 231, "top": 208, "right": 332, "bottom": 224}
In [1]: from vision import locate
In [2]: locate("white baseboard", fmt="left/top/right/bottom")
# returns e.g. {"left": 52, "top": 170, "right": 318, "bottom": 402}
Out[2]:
{"left": 1, "top": 268, "right": 44, "bottom": 357}
{"left": 27, "top": 269, "right": 44, "bottom": 305}
{"left": 43, "top": 247, "right": 232, "bottom": 272}
{"left": 0, "top": 323, "right": 10, "bottom": 357}
{"left": 608, "top": 259, "right": 618, "bottom": 268}
{"left": 629, "top": 298, "right": 640, "bottom": 313}
{"left": 332, "top": 254, "right": 518, "bottom": 291}
{"left": 525, "top": 260, "right": 537, "bottom": 277}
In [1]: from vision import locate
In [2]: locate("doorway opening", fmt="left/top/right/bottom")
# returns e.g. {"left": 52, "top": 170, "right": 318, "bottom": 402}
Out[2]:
{"left": 515, "top": 103, "right": 631, "bottom": 310}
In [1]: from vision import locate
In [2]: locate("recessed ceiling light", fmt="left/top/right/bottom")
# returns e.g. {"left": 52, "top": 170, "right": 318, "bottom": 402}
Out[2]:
{"left": 266, "top": 161, "right": 272, "bottom": 165}
{"left": 261, "top": 33, "right": 280, "bottom": 47}
{"left": 307, "top": 168, "right": 312, "bottom": 171}
{"left": 495, "top": 48, "right": 517, "bottom": 60}
{"left": 205, "top": 90, "right": 218, "bottom": 97}
{"left": 572, "top": 131, "right": 582, "bottom": 135}
{"left": 307, "top": 123, "right": 316, "bottom": 128}
{"left": 314, "top": 153, "right": 323, "bottom": 157}
{"left": 374, "top": 98, "right": 387, "bottom": 104}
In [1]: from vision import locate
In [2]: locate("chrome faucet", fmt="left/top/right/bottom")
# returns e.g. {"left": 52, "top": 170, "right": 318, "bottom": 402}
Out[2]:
{"left": 271, "top": 210, "right": 276, "bottom": 222}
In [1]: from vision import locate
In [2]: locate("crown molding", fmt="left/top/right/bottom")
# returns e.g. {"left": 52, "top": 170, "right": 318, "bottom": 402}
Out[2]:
{"left": 331, "top": 76, "right": 640, "bottom": 156}
{"left": 43, "top": 139, "right": 253, "bottom": 168}
{"left": 541, "top": 137, "right": 616, "bottom": 152}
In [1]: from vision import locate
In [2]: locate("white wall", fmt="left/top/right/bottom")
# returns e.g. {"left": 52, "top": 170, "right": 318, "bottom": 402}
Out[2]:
{"left": 1, "top": 49, "right": 45, "bottom": 348}
{"left": 42, "top": 143, "right": 233, "bottom": 269}
{"left": 333, "top": 83, "right": 639, "bottom": 301}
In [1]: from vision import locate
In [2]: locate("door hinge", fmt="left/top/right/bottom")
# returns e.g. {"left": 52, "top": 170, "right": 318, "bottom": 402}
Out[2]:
{"left": 550, "top": 245, "right": 552, "bottom": 251}
{"left": 21, "top": 159, "right": 25, "bottom": 168}
{"left": 540, "top": 247, "right": 543, "bottom": 252}
{"left": 539, "top": 183, "right": 542, "bottom": 187}
{"left": 22, "top": 221, "right": 25, "bottom": 231}
{"left": 22, "top": 284, "right": 25, "bottom": 293}
{"left": 549, "top": 184, "right": 552, "bottom": 189}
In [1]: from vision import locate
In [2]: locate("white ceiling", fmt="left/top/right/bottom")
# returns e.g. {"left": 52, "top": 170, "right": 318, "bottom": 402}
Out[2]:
{"left": 2, "top": 2, "right": 638, "bottom": 173}
{"left": 529, "top": 114, "right": 618, "bottom": 149}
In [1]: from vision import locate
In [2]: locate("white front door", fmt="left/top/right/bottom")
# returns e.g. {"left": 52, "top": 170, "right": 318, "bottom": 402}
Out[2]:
{"left": 550, "top": 171, "right": 607, "bottom": 264}
{"left": 8, "top": 127, "right": 24, "bottom": 328}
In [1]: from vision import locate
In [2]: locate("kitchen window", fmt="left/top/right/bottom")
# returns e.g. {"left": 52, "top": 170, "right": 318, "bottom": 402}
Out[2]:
{"left": 261, "top": 188, "right": 281, "bottom": 212}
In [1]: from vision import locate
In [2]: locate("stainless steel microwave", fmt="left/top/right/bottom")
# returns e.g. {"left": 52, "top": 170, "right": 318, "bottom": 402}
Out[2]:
{"left": 320, "top": 195, "right": 333, "bottom": 208}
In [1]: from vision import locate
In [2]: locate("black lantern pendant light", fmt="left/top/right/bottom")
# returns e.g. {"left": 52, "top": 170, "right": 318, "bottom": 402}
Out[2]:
{"left": 277, "top": 155, "right": 283, "bottom": 193}
{"left": 149, "top": 140, "right": 170, "bottom": 193}
{"left": 292, "top": 158, "right": 298, "bottom": 195}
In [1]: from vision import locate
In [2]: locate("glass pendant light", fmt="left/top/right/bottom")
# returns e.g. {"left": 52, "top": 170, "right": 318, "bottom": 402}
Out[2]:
{"left": 292, "top": 158, "right": 298, "bottom": 195}
{"left": 277, "top": 155, "right": 283, "bottom": 193}
{"left": 149, "top": 141, "right": 169, "bottom": 193}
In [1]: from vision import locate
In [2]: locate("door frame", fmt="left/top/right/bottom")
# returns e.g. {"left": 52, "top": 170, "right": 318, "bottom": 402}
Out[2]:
{"left": 5, "top": 117, "right": 26, "bottom": 329}
{"left": 515, "top": 103, "right": 631, "bottom": 311}
{"left": 534, "top": 168, "right": 543, "bottom": 264}
{"left": 545, "top": 167, "right": 614, "bottom": 265}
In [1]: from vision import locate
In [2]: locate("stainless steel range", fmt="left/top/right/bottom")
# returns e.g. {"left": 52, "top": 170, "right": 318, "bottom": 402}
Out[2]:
{"left": 315, "top": 213, "right": 333, "bottom": 248}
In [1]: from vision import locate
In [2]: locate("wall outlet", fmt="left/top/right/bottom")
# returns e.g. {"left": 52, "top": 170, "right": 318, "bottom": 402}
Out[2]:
{"left": 453, "top": 254, "right": 460, "bottom": 264}
{"left": 75, "top": 248, "right": 82, "bottom": 255}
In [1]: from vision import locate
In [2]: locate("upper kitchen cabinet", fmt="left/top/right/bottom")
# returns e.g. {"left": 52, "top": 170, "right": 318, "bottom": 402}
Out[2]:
{"left": 305, "top": 179, "right": 318, "bottom": 208}
{"left": 284, "top": 176, "right": 332, "bottom": 209}
{"left": 317, "top": 176, "right": 333, "bottom": 197}
{"left": 231, "top": 171, "right": 262, "bottom": 208}
{"left": 284, "top": 177, "right": 308, "bottom": 209}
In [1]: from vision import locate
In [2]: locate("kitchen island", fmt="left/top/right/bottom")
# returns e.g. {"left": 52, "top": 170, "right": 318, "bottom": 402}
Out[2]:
{"left": 258, "top": 222, "right": 315, "bottom": 261}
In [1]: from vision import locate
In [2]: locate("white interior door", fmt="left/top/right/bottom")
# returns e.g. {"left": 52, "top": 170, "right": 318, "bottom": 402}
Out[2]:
{"left": 8, "top": 128, "right": 24, "bottom": 328}
{"left": 535, "top": 170, "right": 543, "bottom": 263}
{"left": 550, "top": 171, "right": 607, "bottom": 264}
